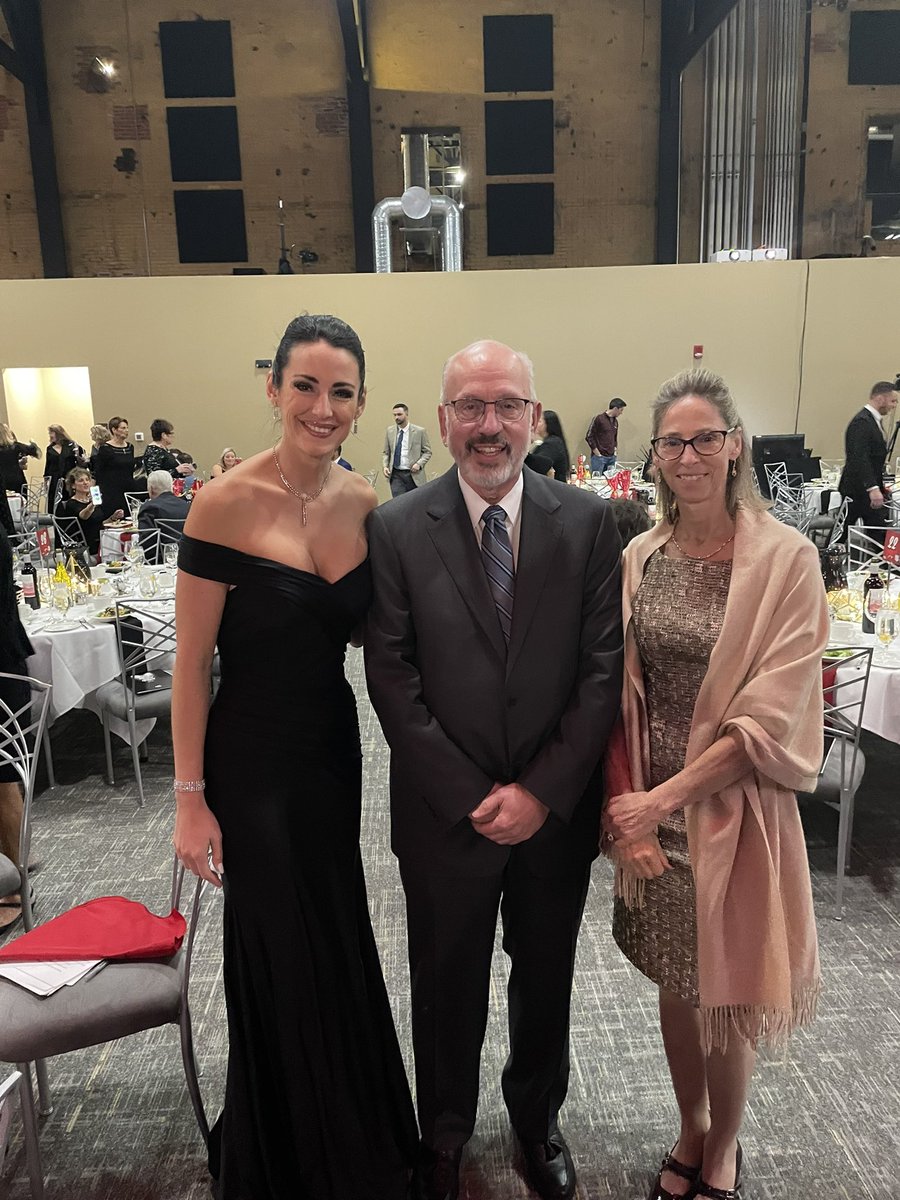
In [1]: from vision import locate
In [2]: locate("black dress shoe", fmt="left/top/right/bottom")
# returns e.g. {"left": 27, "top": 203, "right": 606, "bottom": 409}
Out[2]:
{"left": 413, "top": 1143, "right": 462, "bottom": 1200}
{"left": 520, "top": 1132, "right": 576, "bottom": 1200}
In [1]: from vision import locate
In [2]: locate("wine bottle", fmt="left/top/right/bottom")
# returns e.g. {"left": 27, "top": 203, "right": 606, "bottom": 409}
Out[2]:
{"left": 21, "top": 555, "right": 40, "bottom": 610}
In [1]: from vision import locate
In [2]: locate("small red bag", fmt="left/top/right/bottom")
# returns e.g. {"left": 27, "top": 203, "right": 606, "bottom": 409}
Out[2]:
{"left": 0, "top": 896, "right": 186, "bottom": 962}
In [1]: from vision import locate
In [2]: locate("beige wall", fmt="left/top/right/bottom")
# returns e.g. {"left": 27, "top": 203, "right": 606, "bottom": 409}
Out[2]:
{"left": 2, "top": 366, "right": 95, "bottom": 454}
{"left": 3, "top": 258, "right": 896, "bottom": 495}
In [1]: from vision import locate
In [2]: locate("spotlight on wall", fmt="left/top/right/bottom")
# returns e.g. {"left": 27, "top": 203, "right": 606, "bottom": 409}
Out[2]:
{"left": 752, "top": 247, "right": 788, "bottom": 261}
{"left": 713, "top": 248, "right": 752, "bottom": 262}
{"left": 92, "top": 57, "right": 117, "bottom": 80}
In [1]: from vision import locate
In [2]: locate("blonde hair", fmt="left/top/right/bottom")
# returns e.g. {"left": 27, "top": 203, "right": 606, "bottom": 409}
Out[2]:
{"left": 219, "top": 447, "right": 238, "bottom": 468}
{"left": 651, "top": 368, "right": 767, "bottom": 525}
{"left": 90, "top": 424, "right": 111, "bottom": 446}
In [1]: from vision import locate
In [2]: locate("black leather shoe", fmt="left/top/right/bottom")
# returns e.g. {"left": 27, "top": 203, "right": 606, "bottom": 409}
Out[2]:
{"left": 520, "top": 1131, "right": 576, "bottom": 1200}
{"left": 413, "top": 1143, "right": 462, "bottom": 1200}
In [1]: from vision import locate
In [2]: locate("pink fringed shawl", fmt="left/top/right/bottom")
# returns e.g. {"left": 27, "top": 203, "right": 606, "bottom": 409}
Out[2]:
{"left": 618, "top": 507, "right": 828, "bottom": 1051}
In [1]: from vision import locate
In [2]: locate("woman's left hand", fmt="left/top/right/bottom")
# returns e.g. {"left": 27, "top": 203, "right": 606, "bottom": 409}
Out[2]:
{"left": 603, "top": 789, "right": 667, "bottom": 844}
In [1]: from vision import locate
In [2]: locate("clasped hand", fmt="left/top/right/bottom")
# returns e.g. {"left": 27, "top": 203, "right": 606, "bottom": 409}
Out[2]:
{"left": 469, "top": 782, "right": 548, "bottom": 845}
{"left": 603, "top": 789, "right": 668, "bottom": 845}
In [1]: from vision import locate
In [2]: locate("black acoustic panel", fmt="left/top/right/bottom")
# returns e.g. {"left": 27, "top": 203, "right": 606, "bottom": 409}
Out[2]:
{"left": 483, "top": 14, "right": 553, "bottom": 93}
{"left": 174, "top": 190, "right": 248, "bottom": 263}
{"left": 167, "top": 106, "right": 241, "bottom": 182}
{"left": 159, "top": 20, "right": 235, "bottom": 98}
{"left": 849, "top": 13, "right": 900, "bottom": 86}
{"left": 485, "top": 100, "right": 554, "bottom": 176}
{"left": 486, "top": 183, "right": 554, "bottom": 256}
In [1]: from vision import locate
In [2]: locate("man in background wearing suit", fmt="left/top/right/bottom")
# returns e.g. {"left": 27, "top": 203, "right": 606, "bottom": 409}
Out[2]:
{"left": 365, "top": 341, "right": 623, "bottom": 1200}
{"left": 839, "top": 380, "right": 898, "bottom": 543}
{"left": 383, "top": 403, "right": 433, "bottom": 497}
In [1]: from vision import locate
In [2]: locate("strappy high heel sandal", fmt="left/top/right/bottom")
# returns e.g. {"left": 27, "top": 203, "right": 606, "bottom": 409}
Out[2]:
{"left": 694, "top": 1141, "right": 742, "bottom": 1200}
{"left": 647, "top": 1144, "right": 702, "bottom": 1200}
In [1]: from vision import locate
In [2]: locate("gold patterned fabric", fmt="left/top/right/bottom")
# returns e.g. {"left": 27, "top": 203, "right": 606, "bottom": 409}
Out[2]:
{"left": 612, "top": 550, "right": 732, "bottom": 1004}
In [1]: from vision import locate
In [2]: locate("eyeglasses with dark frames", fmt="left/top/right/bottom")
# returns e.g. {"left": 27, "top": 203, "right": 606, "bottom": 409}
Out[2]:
{"left": 650, "top": 426, "right": 738, "bottom": 461}
{"left": 443, "top": 397, "right": 531, "bottom": 424}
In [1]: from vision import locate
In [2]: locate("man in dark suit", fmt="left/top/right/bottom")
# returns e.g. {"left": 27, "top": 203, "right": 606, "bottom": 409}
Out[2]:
{"left": 138, "top": 470, "right": 189, "bottom": 563}
{"left": 365, "top": 341, "right": 623, "bottom": 1200}
{"left": 839, "top": 380, "right": 898, "bottom": 543}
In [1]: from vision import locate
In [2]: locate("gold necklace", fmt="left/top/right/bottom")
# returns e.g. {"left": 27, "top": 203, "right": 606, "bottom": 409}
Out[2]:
{"left": 669, "top": 526, "right": 735, "bottom": 561}
{"left": 272, "top": 450, "right": 332, "bottom": 526}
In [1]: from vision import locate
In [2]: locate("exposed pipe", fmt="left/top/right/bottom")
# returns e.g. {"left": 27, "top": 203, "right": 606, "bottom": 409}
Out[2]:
{"left": 372, "top": 191, "right": 462, "bottom": 273}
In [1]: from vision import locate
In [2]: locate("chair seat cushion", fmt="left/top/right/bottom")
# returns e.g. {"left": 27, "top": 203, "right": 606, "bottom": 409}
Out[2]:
{"left": 0, "top": 953, "right": 183, "bottom": 1061}
{"left": 0, "top": 855, "right": 19, "bottom": 898}
{"left": 95, "top": 680, "right": 172, "bottom": 721}
{"left": 799, "top": 744, "right": 866, "bottom": 805}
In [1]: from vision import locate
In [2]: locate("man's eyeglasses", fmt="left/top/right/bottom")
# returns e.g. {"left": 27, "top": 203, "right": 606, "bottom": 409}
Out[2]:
{"left": 444, "top": 397, "right": 531, "bottom": 424}
{"left": 650, "top": 426, "right": 737, "bottom": 461}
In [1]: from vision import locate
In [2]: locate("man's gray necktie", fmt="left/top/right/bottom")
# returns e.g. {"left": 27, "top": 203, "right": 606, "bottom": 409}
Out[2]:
{"left": 481, "top": 505, "right": 515, "bottom": 644}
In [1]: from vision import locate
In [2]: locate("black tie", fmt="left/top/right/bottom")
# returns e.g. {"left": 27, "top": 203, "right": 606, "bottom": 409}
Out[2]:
{"left": 481, "top": 505, "right": 515, "bottom": 644}
{"left": 393, "top": 428, "right": 404, "bottom": 469}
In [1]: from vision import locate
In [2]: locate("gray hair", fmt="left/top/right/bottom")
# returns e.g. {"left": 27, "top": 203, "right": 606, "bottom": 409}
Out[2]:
{"left": 147, "top": 469, "right": 174, "bottom": 496}
{"left": 651, "top": 368, "right": 767, "bottom": 524}
{"left": 440, "top": 340, "right": 537, "bottom": 403}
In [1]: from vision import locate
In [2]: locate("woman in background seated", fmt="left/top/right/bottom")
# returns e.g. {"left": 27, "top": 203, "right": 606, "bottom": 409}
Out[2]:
{"left": 211, "top": 447, "right": 240, "bottom": 478}
{"left": 59, "top": 468, "right": 123, "bottom": 560}
{"left": 529, "top": 409, "right": 570, "bottom": 481}
{"left": 609, "top": 497, "right": 653, "bottom": 549}
{"left": 603, "top": 368, "right": 827, "bottom": 1200}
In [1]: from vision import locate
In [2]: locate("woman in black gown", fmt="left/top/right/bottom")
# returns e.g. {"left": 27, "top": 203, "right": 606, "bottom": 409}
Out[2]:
{"left": 93, "top": 416, "right": 136, "bottom": 518}
{"left": 44, "top": 424, "right": 85, "bottom": 510}
{"left": 172, "top": 315, "right": 416, "bottom": 1200}
{"left": 529, "top": 409, "right": 570, "bottom": 481}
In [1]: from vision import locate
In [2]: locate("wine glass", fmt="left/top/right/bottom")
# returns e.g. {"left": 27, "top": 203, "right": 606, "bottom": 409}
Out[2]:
{"left": 37, "top": 571, "right": 53, "bottom": 604}
{"left": 875, "top": 607, "right": 898, "bottom": 661}
{"left": 49, "top": 582, "right": 71, "bottom": 625}
{"left": 163, "top": 542, "right": 179, "bottom": 569}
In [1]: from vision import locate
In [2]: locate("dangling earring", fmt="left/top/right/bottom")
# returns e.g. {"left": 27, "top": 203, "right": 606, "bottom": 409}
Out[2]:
{"left": 730, "top": 460, "right": 737, "bottom": 478}
{"left": 352, "top": 418, "right": 359, "bottom": 436}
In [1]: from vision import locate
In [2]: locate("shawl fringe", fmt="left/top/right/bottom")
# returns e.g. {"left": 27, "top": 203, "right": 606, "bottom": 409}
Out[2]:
{"left": 701, "top": 982, "right": 822, "bottom": 1054}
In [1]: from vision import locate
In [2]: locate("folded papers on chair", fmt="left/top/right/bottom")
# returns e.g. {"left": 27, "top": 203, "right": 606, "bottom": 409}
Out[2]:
{"left": 0, "top": 959, "right": 104, "bottom": 997}
{"left": 0, "top": 896, "right": 187, "bottom": 963}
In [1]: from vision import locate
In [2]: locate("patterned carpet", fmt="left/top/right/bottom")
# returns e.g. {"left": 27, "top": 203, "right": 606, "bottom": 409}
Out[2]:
{"left": 1, "top": 646, "right": 898, "bottom": 1199}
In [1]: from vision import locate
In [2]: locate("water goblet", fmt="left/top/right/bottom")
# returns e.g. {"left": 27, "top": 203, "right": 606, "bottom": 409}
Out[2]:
{"left": 875, "top": 607, "right": 898, "bottom": 662}
{"left": 163, "top": 542, "right": 179, "bottom": 569}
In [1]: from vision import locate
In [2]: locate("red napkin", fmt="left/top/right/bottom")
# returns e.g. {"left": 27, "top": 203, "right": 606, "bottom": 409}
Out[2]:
{"left": 822, "top": 661, "right": 837, "bottom": 710}
{"left": 0, "top": 896, "right": 186, "bottom": 962}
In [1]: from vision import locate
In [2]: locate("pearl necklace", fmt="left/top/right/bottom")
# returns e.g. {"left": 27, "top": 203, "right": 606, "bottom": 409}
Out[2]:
{"left": 668, "top": 527, "right": 735, "bottom": 561}
{"left": 272, "top": 450, "right": 332, "bottom": 526}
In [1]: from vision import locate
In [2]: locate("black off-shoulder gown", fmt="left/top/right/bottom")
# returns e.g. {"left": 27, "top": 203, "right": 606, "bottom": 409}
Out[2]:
{"left": 178, "top": 535, "right": 417, "bottom": 1200}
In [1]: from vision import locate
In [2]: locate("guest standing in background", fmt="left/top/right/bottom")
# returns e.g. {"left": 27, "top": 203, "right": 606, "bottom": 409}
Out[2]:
{"left": 210, "top": 448, "right": 240, "bottom": 478}
{"left": 0, "top": 424, "right": 40, "bottom": 494}
{"left": 92, "top": 416, "right": 136, "bottom": 518}
{"left": 87, "top": 423, "right": 111, "bottom": 474}
{"left": 0, "top": 525, "right": 35, "bottom": 933}
{"left": 332, "top": 445, "right": 353, "bottom": 471}
{"left": 143, "top": 419, "right": 196, "bottom": 479}
{"left": 586, "top": 398, "right": 626, "bottom": 475}
{"left": 528, "top": 409, "right": 570, "bottom": 481}
{"left": 382, "top": 403, "right": 432, "bottom": 497}
{"left": 603, "top": 368, "right": 826, "bottom": 1200}
{"left": 172, "top": 313, "right": 416, "bottom": 1199}
{"left": 44, "top": 425, "right": 84, "bottom": 510}
{"left": 838, "top": 380, "right": 898, "bottom": 544}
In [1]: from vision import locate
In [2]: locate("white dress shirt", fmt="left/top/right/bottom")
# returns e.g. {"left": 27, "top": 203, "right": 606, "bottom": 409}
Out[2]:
{"left": 458, "top": 470, "right": 524, "bottom": 568}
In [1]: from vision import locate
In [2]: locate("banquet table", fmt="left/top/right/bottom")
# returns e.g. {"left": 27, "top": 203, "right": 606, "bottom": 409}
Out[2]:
{"left": 828, "top": 621, "right": 900, "bottom": 745}
{"left": 100, "top": 525, "right": 138, "bottom": 562}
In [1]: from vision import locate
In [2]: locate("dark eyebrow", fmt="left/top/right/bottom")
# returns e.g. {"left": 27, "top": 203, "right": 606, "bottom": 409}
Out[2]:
{"left": 290, "top": 373, "right": 356, "bottom": 388}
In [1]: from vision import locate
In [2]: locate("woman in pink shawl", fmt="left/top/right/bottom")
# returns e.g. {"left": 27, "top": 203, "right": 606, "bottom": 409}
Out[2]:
{"left": 603, "top": 369, "right": 827, "bottom": 1200}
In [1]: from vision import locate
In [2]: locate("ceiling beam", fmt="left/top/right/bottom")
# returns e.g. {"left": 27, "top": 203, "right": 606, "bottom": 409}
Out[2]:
{"left": 0, "top": 36, "right": 23, "bottom": 81}
{"left": 334, "top": 0, "right": 375, "bottom": 271}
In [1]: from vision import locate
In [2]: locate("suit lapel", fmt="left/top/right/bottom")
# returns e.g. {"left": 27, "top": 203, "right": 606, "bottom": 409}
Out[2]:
{"left": 507, "top": 474, "right": 563, "bottom": 673}
{"left": 425, "top": 469, "right": 507, "bottom": 661}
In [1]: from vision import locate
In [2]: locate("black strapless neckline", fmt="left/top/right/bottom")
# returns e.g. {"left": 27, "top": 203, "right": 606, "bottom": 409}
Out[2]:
{"left": 180, "top": 534, "right": 368, "bottom": 588}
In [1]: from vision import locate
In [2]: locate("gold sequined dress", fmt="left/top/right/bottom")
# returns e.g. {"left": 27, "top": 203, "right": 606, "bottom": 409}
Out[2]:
{"left": 612, "top": 550, "right": 733, "bottom": 1004}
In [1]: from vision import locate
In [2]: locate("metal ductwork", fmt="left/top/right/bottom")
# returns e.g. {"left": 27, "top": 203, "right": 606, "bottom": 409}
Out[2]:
{"left": 372, "top": 187, "right": 463, "bottom": 273}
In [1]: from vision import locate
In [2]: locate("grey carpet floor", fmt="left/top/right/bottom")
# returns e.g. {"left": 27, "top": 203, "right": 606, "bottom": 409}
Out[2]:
{"left": 1, "top": 646, "right": 898, "bottom": 1199}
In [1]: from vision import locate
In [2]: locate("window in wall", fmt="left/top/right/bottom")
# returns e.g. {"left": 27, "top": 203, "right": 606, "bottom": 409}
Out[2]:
{"left": 866, "top": 122, "right": 900, "bottom": 241}
{"left": 849, "top": 13, "right": 900, "bottom": 86}
{"left": 485, "top": 100, "right": 554, "bottom": 176}
{"left": 483, "top": 15, "right": 553, "bottom": 93}
{"left": 486, "top": 182, "right": 554, "bottom": 255}
{"left": 167, "top": 106, "right": 242, "bottom": 182}
{"left": 427, "top": 133, "right": 465, "bottom": 209}
{"left": 159, "top": 20, "right": 235, "bottom": 98}
{"left": 174, "top": 190, "right": 248, "bottom": 263}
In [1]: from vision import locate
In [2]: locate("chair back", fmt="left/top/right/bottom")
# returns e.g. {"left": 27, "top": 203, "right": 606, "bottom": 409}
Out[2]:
{"left": 124, "top": 490, "right": 149, "bottom": 524}
{"left": 51, "top": 515, "right": 89, "bottom": 557}
{"left": 136, "top": 526, "right": 162, "bottom": 564}
{"left": 847, "top": 526, "right": 898, "bottom": 575}
{"left": 110, "top": 598, "right": 177, "bottom": 708}
{"left": 0, "top": 1070, "right": 22, "bottom": 1168}
{"left": 765, "top": 461, "right": 809, "bottom": 532}
{"left": 821, "top": 645, "right": 873, "bottom": 783}
{"left": 0, "top": 675, "right": 52, "bottom": 929}
{"left": 20, "top": 478, "right": 48, "bottom": 533}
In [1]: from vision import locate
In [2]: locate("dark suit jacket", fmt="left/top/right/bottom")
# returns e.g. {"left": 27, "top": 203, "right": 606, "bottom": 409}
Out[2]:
{"left": 138, "top": 491, "right": 189, "bottom": 560}
{"left": 364, "top": 466, "right": 623, "bottom": 877}
{"left": 839, "top": 408, "right": 887, "bottom": 499}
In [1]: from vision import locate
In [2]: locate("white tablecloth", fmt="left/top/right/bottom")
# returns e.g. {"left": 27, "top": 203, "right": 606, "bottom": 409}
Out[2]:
{"left": 829, "top": 622, "right": 900, "bottom": 745}
{"left": 100, "top": 526, "right": 138, "bottom": 562}
{"left": 802, "top": 484, "right": 842, "bottom": 518}
{"left": 6, "top": 493, "right": 23, "bottom": 530}
{"left": 25, "top": 616, "right": 157, "bottom": 746}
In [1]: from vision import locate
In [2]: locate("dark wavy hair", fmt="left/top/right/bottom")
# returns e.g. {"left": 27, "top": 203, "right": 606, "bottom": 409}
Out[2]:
{"left": 151, "top": 418, "right": 174, "bottom": 441}
{"left": 542, "top": 409, "right": 570, "bottom": 477}
{"left": 271, "top": 314, "right": 366, "bottom": 392}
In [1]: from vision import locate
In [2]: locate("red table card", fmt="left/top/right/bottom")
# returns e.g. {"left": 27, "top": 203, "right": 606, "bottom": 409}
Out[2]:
{"left": 36, "top": 528, "right": 51, "bottom": 557}
{"left": 885, "top": 530, "right": 900, "bottom": 564}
